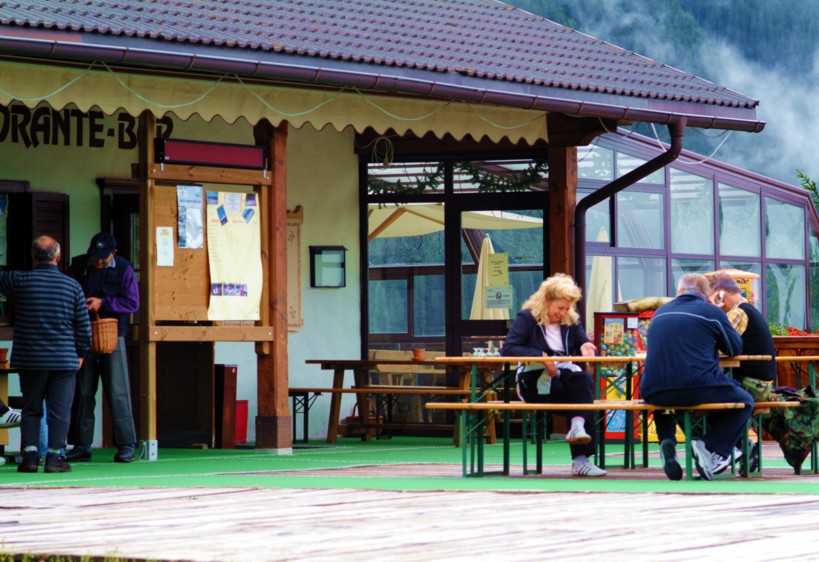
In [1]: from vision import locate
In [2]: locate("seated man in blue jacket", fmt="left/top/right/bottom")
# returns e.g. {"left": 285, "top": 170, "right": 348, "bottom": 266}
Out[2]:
{"left": 641, "top": 273, "right": 754, "bottom": 481}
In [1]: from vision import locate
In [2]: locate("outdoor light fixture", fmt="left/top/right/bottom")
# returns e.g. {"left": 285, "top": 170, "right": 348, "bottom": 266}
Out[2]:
{"left": 154, "top": 138, "right": 267, "bottom": 169}
{"left": 310, "top": 246, "right": 347, "bottom": 288}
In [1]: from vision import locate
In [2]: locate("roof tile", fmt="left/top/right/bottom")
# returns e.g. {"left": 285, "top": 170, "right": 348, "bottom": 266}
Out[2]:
{"left": 0, "top": 0, "right": 757, "bottom": 109}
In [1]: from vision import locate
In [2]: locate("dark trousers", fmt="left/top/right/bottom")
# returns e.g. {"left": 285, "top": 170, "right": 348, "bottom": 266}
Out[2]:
{"left": 517, "top": 368, "right": 596, "bottom": 458}
{"left": 644, "top": 381, "right": 754, "bottom": 458}
{"left": 69, "top": 337, "right": 137, "bottom": 447}
{"left": 19, "top": 370, "right": 76, "bottom": 451}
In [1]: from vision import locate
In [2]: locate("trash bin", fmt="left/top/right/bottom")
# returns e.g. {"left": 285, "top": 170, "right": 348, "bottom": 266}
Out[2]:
{"left": 235, "top": 400, "right": 248, "bottom": 444}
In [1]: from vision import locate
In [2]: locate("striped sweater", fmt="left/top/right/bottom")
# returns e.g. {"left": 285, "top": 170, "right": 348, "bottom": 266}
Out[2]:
{"left": 0, "top": 264, "right": 91, "bottom": 370}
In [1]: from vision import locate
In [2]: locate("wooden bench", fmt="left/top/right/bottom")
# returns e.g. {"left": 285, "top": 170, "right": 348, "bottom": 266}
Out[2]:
{"left": 426, "top": 399, "right": 800, "bottom": 479}
{"left": 289, "top": 386, "right": 473, "bottom": 442}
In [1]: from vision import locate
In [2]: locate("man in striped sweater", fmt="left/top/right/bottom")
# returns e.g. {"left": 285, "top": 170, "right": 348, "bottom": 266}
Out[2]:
{"left": 0, "top": 236, "right": 91, "bottom": 473}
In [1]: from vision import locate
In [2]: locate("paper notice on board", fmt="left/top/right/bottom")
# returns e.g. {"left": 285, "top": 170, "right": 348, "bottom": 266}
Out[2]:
{"left": 156, "top": 226, "right": 174, "bottom": 266}
{"left": 487, "top": 253, "right": 508, "bottom": 285}
{"left": 206, "top": 191, "right": 262, "bottom": 320}
{"left": 177, "top": 185, "right": 203, "bottom": 249}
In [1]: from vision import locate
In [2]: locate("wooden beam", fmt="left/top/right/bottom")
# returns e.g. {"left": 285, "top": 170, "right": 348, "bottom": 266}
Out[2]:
{"left": 546, "top": 114, "right": 615, "bottom": 147}
{"left": 147, "top": 163, "right": 272, "bottom": 186}
{"left": 146, "top": 325, "right": 274, "bottom": 342}
{"left": 138, "top": 111, "right": 158, "bottom": 443}
{"left": 548, "top": 145, "right": 577, "bottom": 276}
{"left": 253, "top": 119, "right": 291, "bottom": 450}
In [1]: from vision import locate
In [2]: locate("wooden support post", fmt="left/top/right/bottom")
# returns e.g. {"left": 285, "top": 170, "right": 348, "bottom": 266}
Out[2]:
{"left": 547, "top": 145, "right": 577, "bottom": 276}
{"left": 137, "top": 111, "right": 158, "bottom": 453}
{"left": 253, "top": 120, "right": 291, "bottom": 451}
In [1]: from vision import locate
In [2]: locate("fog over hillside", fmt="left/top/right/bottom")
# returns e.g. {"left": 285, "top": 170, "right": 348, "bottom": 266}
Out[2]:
{"left": 506, "top": 0, "right": 819, "bottom": 186}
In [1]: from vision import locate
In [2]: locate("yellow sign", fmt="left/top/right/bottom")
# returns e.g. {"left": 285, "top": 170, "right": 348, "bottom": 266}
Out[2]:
{"left": 487, "top": 253, "right": 508, "bottom": 285}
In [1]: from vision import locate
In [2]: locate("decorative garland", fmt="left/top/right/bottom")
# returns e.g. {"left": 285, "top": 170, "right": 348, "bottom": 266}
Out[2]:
{"left": 368, "top": 160, "right": 548, "bottom": 195}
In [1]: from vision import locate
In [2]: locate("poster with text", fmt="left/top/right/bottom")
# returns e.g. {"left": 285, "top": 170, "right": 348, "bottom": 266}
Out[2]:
{"left": 206, "top": 191, "right": 262, "bottom": 320}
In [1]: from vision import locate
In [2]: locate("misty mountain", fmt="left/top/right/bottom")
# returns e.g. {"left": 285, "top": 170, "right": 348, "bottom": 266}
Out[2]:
{"left": 506, "top": 0, "right": 819, "bottom": 185}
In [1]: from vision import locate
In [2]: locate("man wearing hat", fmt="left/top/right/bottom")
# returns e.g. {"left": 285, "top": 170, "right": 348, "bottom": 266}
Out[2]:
{"left": 65, "top": 232, "right": 140, "bottom": 463}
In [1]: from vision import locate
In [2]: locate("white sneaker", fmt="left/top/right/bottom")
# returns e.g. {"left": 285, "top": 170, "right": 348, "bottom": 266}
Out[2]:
{"left": 572, "top": 461, "right": 607, "bottom": 477}
{"left": 691, "top": 439, "right": 715, "bottom": 481}
{"left": 566, "top": 425, "right": 591, "bottom": 444}
{"left": 0, "top": 408, "right": 21, "bottom": 428}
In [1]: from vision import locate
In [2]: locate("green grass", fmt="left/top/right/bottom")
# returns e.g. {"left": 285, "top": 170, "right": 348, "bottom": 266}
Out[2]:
{"left": 1, "top": 436, "right": 816, "bottom": 495}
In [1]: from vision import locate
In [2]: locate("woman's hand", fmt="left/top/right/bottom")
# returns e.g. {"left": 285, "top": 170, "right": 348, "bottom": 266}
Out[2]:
{"left": 541, "top": 352, "right": 559, "bottom": 377}
{"left": 580, "top": 342, "right": 597, "bottom": 357}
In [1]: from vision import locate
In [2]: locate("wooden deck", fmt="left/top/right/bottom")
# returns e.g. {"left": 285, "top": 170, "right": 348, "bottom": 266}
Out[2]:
{"left": 1, "top": 442, "right": 818, "bottom": 560}
{"left": 2, "top": 483, "right": 819, "bottom": 560}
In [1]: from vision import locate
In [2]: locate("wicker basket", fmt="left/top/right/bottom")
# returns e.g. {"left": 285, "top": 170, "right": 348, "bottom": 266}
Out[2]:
{"left": 90, "top": 313, "right": 118, "bottom": 354}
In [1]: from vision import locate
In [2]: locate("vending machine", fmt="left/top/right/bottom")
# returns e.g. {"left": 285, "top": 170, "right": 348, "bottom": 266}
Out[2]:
{"left": 593, "top": 312, "right": 652, "bottom": 441}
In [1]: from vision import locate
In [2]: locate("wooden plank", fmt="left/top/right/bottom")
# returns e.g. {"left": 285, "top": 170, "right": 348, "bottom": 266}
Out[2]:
{"left": 148, "top": 163, "right": 272, "bottom": 186}
{"left": 147, "top": 325, "right": 273, "bottom": 342}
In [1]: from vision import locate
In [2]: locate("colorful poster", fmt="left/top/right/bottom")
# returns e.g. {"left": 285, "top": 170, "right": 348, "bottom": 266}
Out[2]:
{"left": 206, "top": 191, "right": 262, "bottom": 320}
{"left": 177, "top": 185, "right": 203, "bottom": 249}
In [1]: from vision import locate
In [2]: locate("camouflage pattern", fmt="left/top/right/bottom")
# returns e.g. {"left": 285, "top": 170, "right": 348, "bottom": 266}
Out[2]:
{"left": 741, "top": 377, "right": 819, "bottom": 474}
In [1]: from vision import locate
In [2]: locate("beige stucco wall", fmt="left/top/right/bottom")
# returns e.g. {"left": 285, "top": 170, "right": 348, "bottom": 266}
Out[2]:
{"left": 0, "top": 105, "right": 362, "bottom": 449}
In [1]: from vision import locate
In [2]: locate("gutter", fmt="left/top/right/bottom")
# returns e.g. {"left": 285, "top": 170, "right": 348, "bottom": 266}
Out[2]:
{"left": 0, "top": 36, "right": 765, "bottom": 133}
{"left": 574, "top": 119, "right": 687, "bottom": 323}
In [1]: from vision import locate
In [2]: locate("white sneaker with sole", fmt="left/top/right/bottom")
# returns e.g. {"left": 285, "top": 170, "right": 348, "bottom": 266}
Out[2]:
{"left": 565, "top": 425, "right": 591, "bottom": 444}
{"left": 572, "top": 461, "right": 607, "bottom": 477}
{"left": 0, "top": 408, "right": 21, "bottom": 428}
{"left": 691, "top": 439, "right": 715, "bottom": 481}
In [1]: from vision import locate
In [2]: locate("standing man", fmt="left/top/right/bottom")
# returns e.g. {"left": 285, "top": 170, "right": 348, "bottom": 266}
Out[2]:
{"left": 66, "top": 232, "right": 139, "bottom": 463}
{"left": 0, "top": 236, "right": 91, "bottom": 473}
{"left": 641, "top": 273, "right": 754, "bottom": 481}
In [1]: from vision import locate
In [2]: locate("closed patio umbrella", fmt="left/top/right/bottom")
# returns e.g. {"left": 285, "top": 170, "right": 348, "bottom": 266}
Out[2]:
{"left": 470, "top": 235, "right": 510, "bottom": 320}
{"left": 586, "top": 227, "right": 617, "bottom": 334}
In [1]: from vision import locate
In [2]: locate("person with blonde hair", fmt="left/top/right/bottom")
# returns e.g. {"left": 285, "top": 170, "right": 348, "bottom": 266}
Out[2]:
{"left": 501, "top": 273, "right": 605, "bottom": 477}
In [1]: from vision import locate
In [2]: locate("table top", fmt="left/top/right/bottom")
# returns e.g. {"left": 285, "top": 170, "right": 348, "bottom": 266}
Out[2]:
{"left": 306, "top": 359, "right": 445, "bottom": 367}
{"left": 432, "top": 355, "right": 772, "bottom": 365}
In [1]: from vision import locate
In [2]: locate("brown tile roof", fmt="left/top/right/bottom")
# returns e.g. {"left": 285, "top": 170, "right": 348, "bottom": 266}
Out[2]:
{"left": 0, "top": 0, "right": 762, "bottom": 130}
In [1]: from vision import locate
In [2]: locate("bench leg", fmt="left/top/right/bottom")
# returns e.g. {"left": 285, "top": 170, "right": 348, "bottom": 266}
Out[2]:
{"left": 683, "top": 412, "right": 694, "bottom": 480}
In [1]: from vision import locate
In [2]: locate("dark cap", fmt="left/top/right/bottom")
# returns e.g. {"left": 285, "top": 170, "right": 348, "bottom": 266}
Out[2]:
{"left": 88, "top": 232, "right": 117, "bottom": 259}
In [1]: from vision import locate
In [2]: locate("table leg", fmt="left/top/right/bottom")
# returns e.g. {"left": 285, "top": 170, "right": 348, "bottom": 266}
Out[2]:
{"left": 326, "top": 368, "right": 345, "bottom": 443}
{"left": 353, "top": 366, "right": 371, "bottom": 442}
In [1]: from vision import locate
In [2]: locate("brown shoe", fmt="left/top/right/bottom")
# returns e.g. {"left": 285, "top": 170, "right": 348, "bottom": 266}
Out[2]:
{"left": 44, "top": 453, "right": 72, "bottom": 473}
{"left": 17, "top": 451, "right": 39, "bottom": 473}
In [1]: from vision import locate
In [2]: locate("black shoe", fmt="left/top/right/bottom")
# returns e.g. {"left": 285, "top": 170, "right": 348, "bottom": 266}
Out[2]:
{"left": 659, "top": 439, "right": 682, "bottom": 481}
{"left": 17, "top": 451, "right": 39, "bottom": 473}
{"left": 740, "top": 440, "right": 760, "bottom": 476}
{"left": 65, "top": 447, "right": 92, "bottom": 462}
{"left": 114, "top": 447, "right": 135, "bottom": 463}
{"left": 44, "top": 453, "right": 72, "bottom": 473}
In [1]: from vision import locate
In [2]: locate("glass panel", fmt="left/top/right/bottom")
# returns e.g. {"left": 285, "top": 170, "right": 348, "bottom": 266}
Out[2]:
{"left": 718, "top": 184, "right": 760, "bottom": 257}
{"left": 766, "top": 198, "right": 805, "bottom": 260}
{"left": 413, "top": 274, "right": 445, "bottom": 336}
{"left": 368, "top": 278, "right": 408, "bottom": 333}
{"left": 578, "top": 145, "right": 613, "bottom": 180}
{"left": 616, "top": 257, "right": 667, "bottom": 300}
{"left": 461, "top": 209, "right": 543, "bottom": 320}
{"left": 812, "top": 233, "right": 819, "bottom": 331}
{"left": 579, "top": 190, "right": 610, "bottom": 242}
{"left": 766, "top": 263, "right": 806, "bottom": 329}
{"left": 616, "top": 190, "right": 664, "bottom": 249}
{"left": 670, "top": 169, "right": 714, "bottom": 254}
{"left": 367, "top": 161, "right": 444, "bottom": 196}
{"left": 616, "top": 153, "right": 664, "bottom": 184}
{"left": 453, "top": 159, "right": 547, "bottom": 194}
{"left": 671, "top": 258, "right": 715, "bottom": 290}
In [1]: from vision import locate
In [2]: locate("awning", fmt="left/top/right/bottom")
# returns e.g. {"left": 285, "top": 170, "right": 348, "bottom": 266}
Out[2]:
{"left": 0, "top": 60, "right": 549, "bottom": 144}
{"left": 368, "top": 203, "right": 542, "bottom": 240}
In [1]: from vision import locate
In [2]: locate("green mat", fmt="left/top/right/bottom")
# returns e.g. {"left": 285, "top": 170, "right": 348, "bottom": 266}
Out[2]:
{"left": 1, "top": 437, "right": 815, "bottom": 495}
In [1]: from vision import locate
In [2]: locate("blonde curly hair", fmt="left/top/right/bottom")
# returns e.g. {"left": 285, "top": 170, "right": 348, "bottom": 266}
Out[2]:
{"left": 521, "top": 273, "right": 582, "bottom": 326}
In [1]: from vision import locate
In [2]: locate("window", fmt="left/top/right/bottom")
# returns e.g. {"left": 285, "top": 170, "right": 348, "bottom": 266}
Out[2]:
{"left": 766, "top": 198, "right": 804, "bottom": 260}
{"left": 578, "top": 145, "right": 613, "bottom": 180}
{"left": 718, "top": 184, "right": 760, "bottom": 257}
{"left": 766, "top": 263, "right": 806, "bottom": 328}
{"left": 616, "top": 257, "right": 666, "bottom": 300}
{"left": 617, "top": 190, "right": 664, "bottom": 249}
{"left": 670, "top": 169, "right": 713, "bottom": 254}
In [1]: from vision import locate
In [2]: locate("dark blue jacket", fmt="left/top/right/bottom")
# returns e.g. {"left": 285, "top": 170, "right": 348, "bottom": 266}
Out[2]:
{"left": 501, "top": 309, "right": 591, "bottom": 357}
{"left": 641, "top": 292, "right": 743, "bottom": 397}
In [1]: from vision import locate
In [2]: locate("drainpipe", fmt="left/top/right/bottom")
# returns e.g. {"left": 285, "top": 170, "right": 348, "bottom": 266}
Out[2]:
{"left": 574, "top": 118, "right": 687, "bottom": 324}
